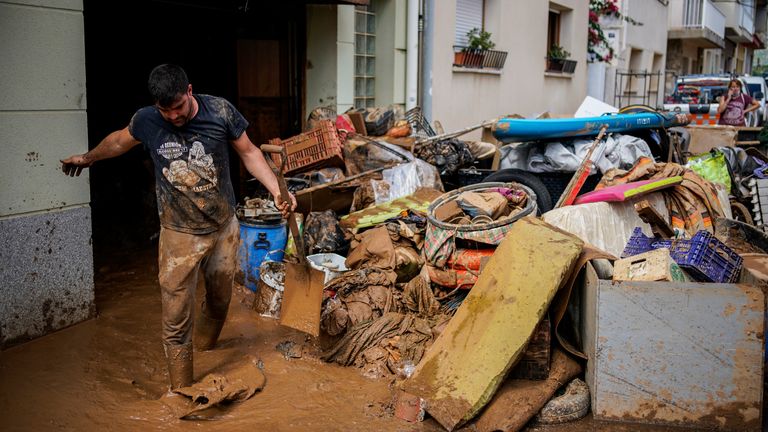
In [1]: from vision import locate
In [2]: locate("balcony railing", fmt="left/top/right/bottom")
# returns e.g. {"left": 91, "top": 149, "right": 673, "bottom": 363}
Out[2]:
{"left": 740, "top": 0, "right": 755, "bottom": 35}
{"left": 452, "top": 46, "right": 508, "bottom": 70}
{"left": 545, "top": 57, "right": 577, "bottom": 74}
{"left": 670, "top": 0, "right": 726, "bottom": 40}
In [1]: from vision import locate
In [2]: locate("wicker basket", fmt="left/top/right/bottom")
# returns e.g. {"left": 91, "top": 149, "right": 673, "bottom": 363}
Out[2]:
{"left": 268, "top": 120, "right": 344, "bottom": 174}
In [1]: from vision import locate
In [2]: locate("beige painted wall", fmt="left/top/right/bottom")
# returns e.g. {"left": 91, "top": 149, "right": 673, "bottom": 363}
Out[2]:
{"left": 375, "top": 0, "right": 407, "bottom": 107}
{"left": 430, "top": 0, "right": 589, "bottom": 138}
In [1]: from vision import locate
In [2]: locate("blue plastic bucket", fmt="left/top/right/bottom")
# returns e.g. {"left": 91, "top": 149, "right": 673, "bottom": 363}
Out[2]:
{"left": 238, "top": 219, "right": 287, "bottom": 292}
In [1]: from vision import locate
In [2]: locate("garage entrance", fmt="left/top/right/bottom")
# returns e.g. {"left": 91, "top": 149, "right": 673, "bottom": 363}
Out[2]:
{"left": 83, "top": 0, "right": 306, "bottom": 253}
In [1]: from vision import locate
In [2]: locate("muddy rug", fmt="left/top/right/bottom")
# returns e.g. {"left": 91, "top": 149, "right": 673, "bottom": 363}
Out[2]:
{"left": 161, "top": 356, "right": 266, "bottom": 419}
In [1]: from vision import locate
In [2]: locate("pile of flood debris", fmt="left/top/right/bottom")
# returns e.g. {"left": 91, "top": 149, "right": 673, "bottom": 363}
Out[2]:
{"left": 235, "top": 102, "right": 768, "bottom": 432}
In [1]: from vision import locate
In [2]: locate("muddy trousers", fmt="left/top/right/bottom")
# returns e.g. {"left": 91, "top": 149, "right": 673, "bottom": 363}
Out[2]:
{"left": 158, "top": 216, "right": 239, "bottom": 388}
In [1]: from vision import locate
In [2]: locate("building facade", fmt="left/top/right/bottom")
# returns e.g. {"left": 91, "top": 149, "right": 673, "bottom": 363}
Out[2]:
{"left": 588, "top": 0, "right": 669, "bottom": 108}
{"left": 0, "top": 0, "right": 95, "bottom": 348}
{"left": 306, "top": 0, "right": 590, "bottom": 135}
{"left": 665, "top": 0, "right": 766, "bottom": 94}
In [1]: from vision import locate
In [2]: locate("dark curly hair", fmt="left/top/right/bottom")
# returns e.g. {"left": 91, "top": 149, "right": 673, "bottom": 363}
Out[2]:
{"left": 147, "top": 64, "right": 189, "bottom": 107}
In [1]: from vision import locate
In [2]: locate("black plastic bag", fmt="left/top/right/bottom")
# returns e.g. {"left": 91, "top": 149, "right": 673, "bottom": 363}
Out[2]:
{"left": 414, "top": 138, "right": 474, "bottom": 176}
{"left": 303, "top": 210, "right": 349, "bottom": 256}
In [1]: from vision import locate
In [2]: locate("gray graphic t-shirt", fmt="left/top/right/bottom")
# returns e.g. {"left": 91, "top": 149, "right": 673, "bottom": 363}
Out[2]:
{"left": 129, "top": 94, "right": 248, "bottom": 234}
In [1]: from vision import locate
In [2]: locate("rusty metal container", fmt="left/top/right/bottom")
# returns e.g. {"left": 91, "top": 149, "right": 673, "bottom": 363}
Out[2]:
{"left": 582, "top": 273, "right": 764, "bottom": 431}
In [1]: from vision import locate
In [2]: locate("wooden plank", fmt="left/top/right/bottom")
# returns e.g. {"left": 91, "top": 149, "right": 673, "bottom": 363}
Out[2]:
{"left": 401, "top": 217, "right": 583, "bottom": 430}
{"left": 634, "top": 199, "right": 675, "bottom": 238}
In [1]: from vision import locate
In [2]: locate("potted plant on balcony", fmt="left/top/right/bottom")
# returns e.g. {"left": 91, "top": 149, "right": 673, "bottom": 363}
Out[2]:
{"left": 546, "top": 44, "right": 571, "bottom": 72}
{"left": 455, "top": 28, "right": 496, "bottom": 67}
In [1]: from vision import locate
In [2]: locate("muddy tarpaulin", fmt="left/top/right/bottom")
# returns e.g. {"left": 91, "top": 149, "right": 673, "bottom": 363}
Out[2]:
{"left": 597, "top": 157, "right": 726, "bottom": 236}
{"left": 471, "top": 349, "right": 583, "bottom": 432}
{"left": 548, "top": 245, "right": 616, "bottom": 360}
{"left": 402, "top": 217, "right": 583, "bottom": 431}
{"left": 161, "top": 356, "right": 266, "bottom": 419}
{"left": 321, "top": 312, "right": 433, "bottom": 376}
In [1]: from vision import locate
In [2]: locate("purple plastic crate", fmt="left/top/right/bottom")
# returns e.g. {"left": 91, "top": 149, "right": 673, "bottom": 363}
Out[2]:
{"left": 621, "top": 227, "right": 673, "bottom": 258}
{"left": 621, "top": 228, "right": 743, "bottom": 283}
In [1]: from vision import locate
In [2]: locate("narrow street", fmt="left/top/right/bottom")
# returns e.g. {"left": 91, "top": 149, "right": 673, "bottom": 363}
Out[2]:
{"left": 0, "top": 245, "right": 698, "bottom": 432}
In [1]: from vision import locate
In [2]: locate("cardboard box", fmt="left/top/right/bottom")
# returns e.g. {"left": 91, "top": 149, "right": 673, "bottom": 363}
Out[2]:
{"left": 685, "top": 125, "right": 737, "bottom": 154}
{"left": 613, "top": 248, "right": 689, "bottom": 282}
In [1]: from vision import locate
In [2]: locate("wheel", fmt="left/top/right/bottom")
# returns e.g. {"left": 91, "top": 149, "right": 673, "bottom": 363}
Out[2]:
{"left": 730, "top": 199, "right": 754, "bottom": 225}
{"left": 483, "top": 168, "right": 553, "bottom": 214}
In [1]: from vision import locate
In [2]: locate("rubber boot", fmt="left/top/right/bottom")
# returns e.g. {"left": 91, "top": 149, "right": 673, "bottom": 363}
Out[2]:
{"left": 163, "top": 342, "right": 193, "bottom": 390}
{"left": 194, "top": 312, "right": 226, "bottom": 351}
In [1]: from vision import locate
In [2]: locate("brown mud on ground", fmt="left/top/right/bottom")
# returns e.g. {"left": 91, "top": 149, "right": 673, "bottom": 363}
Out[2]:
{"left": 0, "top": 247, "right": 729, "bottom": 432}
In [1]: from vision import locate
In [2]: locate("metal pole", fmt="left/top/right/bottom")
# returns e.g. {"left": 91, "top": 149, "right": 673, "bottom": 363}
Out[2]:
{"left": 643, "top": 69, "right": 649, "bottom": 106}
{"left": 406, "top": 0, "right": 419, "bottom": 110}
{"left": 421, "top": 0, "right": 434, "bottom": 122}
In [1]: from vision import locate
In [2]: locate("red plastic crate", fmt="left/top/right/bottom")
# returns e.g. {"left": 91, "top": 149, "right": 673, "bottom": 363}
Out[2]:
{"left": 267, "top": 120, "right": 344, "bottom": 174}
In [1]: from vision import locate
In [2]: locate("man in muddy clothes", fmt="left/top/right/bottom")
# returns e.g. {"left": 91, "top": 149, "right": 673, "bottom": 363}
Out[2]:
{"left": 61, "top": 64, "right": 295, "bottom": 391}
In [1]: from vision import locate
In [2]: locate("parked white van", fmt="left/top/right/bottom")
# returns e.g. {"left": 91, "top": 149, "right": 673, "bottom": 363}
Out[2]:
{"left": 742, "top": 75, "right": 767, "bottom": 126}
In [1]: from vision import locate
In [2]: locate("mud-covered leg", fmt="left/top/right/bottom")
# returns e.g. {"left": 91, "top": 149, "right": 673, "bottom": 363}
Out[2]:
{"left": 196, "top": 217, "right": 239, "bottom": 351}
{"left": 158, "top": 227, "right": 213, "bottom": 388}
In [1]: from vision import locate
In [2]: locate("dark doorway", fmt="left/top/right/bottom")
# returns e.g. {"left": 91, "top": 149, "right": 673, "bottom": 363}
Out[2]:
{"left": 83, "top": 0, "right": 305, "bottom": 255}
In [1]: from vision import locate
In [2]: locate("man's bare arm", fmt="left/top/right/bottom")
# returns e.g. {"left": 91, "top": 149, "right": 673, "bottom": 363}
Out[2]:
{"left": 230, "top": 132, "right": 296, "bottom": 215}
{"left": 61, "top": 127, "right": 141, "bottom": 176}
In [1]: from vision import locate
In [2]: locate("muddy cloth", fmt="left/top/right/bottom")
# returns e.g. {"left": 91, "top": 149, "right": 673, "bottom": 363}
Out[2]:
{"left": 164, "top": 356, "right": 266, "bottom": 419}
{"left": 158, "top": 215, "right": 239, "bottom": 345}
{"left": 346, "top": 224, "right": 424, "bottom": 282}
{"left": 303, "top": 210, "right": 349, "bottom": 256}
{"left": 321, "top": 268, "right": 398, "bottom": 336}
{"left": 471, "top": 349, "right": 582, "bottom": 432}
{"left": 415, "top": 138, "right": 474, "bottom": 176}
{"left": 130, "top": 94, "right": 247, "bottom": 234}
{"left": 322, "top": 312, "right": 433, "bottom": 374}
{"left": 597, "top": 156, "right": 726, "bottom": 236}
{"left": 402, "top": 269, "right": 440, "bottom": 317}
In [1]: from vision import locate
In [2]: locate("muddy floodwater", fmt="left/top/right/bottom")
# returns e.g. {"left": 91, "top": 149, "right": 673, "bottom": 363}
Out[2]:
{"left": 0, "top": 247, "right": 708, "bottom": 431}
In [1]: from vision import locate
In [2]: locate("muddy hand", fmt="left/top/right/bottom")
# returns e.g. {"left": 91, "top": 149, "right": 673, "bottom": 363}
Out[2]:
{"left": 275, "top": 192, "right": 297, "bottom": 218}
{"left": 60, "top": 154, "right": 92, "bottom": 177}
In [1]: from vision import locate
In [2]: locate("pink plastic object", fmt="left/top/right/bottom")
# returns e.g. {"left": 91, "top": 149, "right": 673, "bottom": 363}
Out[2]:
{"left": 573, "top": 176, "right": 683, "bottom": 205}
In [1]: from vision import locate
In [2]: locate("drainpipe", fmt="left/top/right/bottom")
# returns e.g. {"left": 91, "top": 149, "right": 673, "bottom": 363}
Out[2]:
{"left": 421, "top": 0, "right": 434, "bottom": 121}
{"left": 406, "top": 0, "right": 419, "bottom": 110}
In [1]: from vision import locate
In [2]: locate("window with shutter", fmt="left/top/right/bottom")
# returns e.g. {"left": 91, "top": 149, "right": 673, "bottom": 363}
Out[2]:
{"left": 455, "top": 0, "right": 484, "bottom": 47}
